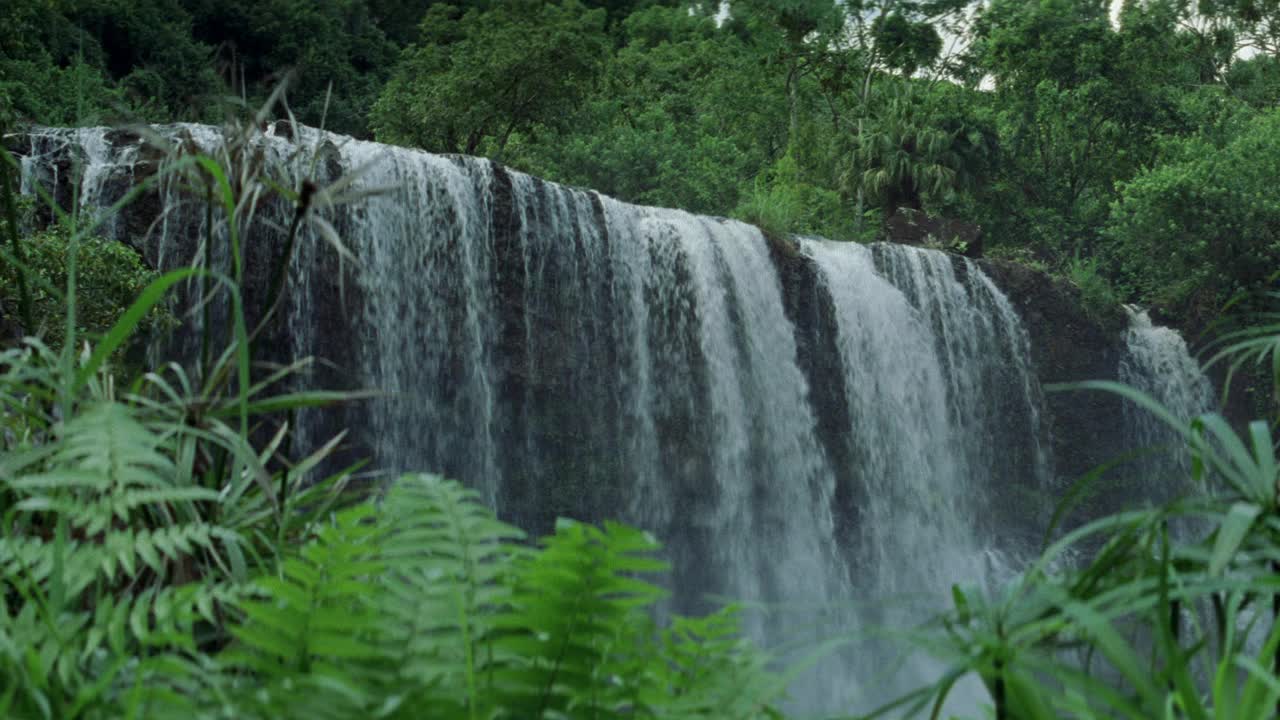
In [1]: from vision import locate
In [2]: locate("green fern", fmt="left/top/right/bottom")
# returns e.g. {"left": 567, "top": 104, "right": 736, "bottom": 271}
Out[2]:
{"left": 212, "top": 475, "right": 787, "bottom": 720}
{"left": 0, "top": 339, "right": 62, "bottom": 461}
{"left": 493, "top": 519, "right": 669, "bottom": 718}
{"left": 650, "top": 608, "right": 781, "bottom": 718}
{"left": 378, "top": 474, "right": 527, "bottom": 717}
{"left": 222, "top": 502, "right": 387, "bottom": 718}
{"left": 0, "top": 400, "right": 245, "bottom": 718}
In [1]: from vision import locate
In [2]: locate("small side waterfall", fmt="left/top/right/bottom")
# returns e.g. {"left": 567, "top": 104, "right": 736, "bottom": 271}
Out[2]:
{"left": 1120, "top": 306, "right": 1214, "bottom": 500}
{"left": 1122, "top": 307, "right": 1214, "bottom": 433}
{"left": 14, "top": 124, "right": 1217, "bottom": 713}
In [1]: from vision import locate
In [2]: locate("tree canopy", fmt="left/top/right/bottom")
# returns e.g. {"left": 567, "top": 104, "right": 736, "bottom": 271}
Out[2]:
{"left": 370, "top": 0, "right": 610, "bottom": 156}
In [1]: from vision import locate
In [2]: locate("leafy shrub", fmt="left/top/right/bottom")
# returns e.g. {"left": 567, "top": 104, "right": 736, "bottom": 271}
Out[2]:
{"left": 1066, "top": 253, "right": 1121, "bottom": 324}
{"left": 0, "top": 218, "right": 169, "bottom": 352}
{"left": 734, "top": 152, "right": 867, "bottom": 242}
{"left": 734, "top": 179, "right": 805, "bottom": 241}
{"left": 1106, "top": 109, "right": 1280, "bottom": 321}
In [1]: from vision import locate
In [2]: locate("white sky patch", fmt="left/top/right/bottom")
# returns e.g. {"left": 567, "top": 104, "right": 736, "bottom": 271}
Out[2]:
{"left": 712, "top": 0, "right": 1242, "bottom": 86}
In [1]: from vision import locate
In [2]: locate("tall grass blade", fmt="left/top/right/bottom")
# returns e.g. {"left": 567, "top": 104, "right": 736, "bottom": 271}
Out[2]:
{"left": 73, "top": 268, "right": 202, "bottom": 392}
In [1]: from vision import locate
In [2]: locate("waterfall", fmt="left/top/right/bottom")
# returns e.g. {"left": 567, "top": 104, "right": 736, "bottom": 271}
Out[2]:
{"left": 340, "top": 149, "right": 507, "bottom": 506}
{"left": 793, "top": 239, "right": 1049, "bottom": 711}
{"left": 14, "top": 124, "right": 1216, "bottom": 713}
{"left": 1120, "top": 306, "right": 1214, "bottom": 501}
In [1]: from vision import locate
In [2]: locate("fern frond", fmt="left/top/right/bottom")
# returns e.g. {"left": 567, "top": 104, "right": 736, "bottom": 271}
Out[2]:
{"left": 0, "top": 397, "right": 247, "bottom": 717}
{"left": 494, "top": 519, "right": 668, "bottom": 718}
{"left": 96, "top": 523, "right": 222, "bottom": 578}
{"left": 1, "top": 534, "right": 103, "bottom": 598}
{"left": 377, "top": 474, "right": 527, "bottom": 714}
{"left": 53, "top": 402, "right": 175, "bottom": 487}
{"left": 112, "top": 653, "right": 214, "bottom": 720}
{"left": 649, "top": 607, "right": 781, "bottom": 719}
{"left": 225, "top": 502, "right": 385, "bottom": 717}
{"left": 8, "top": 403, "right": 183, "bottom": 534}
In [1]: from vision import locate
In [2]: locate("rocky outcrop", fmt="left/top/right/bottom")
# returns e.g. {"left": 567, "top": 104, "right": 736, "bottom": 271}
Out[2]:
{"left": 979, "top": 258, "right": 1152, "bottom": 523}
{"left": 884, "top": 208, "right": 983, "bottom": 258}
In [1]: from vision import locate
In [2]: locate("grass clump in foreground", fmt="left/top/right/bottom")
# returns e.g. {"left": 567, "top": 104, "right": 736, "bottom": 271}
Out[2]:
{"left": 862, "top": 300, "right": 1280, "bottom": 719}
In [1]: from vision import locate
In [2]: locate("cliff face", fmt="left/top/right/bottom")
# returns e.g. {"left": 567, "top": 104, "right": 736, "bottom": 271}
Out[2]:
{"left": 11, "top": 125, "right": 1211, "bottom": 535}
{"left": 977, "top": 259, "right": 1135, "bottom": 520}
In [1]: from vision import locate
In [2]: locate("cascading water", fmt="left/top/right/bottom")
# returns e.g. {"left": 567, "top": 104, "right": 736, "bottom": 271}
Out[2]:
{"left": 1119, "top": 306, "right": 1214, "bottom": 502}
{"left": 793, "top": 240, "right": 1051, "bottom": 711}
{"left": 342, "top": 149, "right": 507, "bottom": 506}
{"left": 14, "top": 124, "right": 1215, "bottom": 713}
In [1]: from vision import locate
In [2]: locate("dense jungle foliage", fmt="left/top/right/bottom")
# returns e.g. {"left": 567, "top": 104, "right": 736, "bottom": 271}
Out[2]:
{"left": 5, "top": 1, "right": 1280, "bottom": 719}
{"left": 4, "top": 0, "right": 1280, "bottom": 325}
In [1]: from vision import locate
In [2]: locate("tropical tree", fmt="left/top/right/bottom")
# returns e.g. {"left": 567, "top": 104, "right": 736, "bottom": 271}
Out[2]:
{"left": 181, "top": 0, "right": 400, "bottom": 135}
{"left": 848, "top": 81, "right": 991, "bottom": 217}
{"left": 370, "top": 0, "right": 610, "bottom": 157}
{"left": 0, "top": 0, "right": 154, "bottom": 124}
{"left": 962, "top": 0, "right": 1190, "bottom": 259}
{"left": 503, "top": 3, "right": 787, "bottom": 215}
{"left": 1107, "top": 107, "right": 1280, "bottom": 322}
{"left": 870, "top": 11, "right": 943, "bottom": 76}
{"left": 1192, "top": 0, "right": 1280, "bottom": 60}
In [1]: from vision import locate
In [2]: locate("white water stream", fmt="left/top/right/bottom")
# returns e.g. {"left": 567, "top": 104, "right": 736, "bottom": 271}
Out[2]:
{"left": 16, "top": 125, "right": 1215, "bottom": 715}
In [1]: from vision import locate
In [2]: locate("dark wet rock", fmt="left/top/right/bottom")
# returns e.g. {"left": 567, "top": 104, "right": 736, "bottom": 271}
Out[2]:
{"left": 884, "top": 208, "right": 984, "bottom": 258}
{"left": 979, "top": 258, "right": 1137, "bottom": 521}
{"left": 317, "top": 140, "right": 343, "bottom": 182}
{"left": 269, "top": 120, "right": 295, "bottom": 142}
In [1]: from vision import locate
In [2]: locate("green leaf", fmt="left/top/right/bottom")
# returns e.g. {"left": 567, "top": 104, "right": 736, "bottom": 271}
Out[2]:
{"left": 1209, "top": 502, "right": 1261, "bottom": 576}
{"left": 73, "top": 268, "right": 202, "bottom": 393}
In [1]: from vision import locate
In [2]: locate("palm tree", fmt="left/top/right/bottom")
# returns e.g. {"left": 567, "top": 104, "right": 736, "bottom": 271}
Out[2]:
{"left": 847, "top": 81, "right": 987, "bottom": 217}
